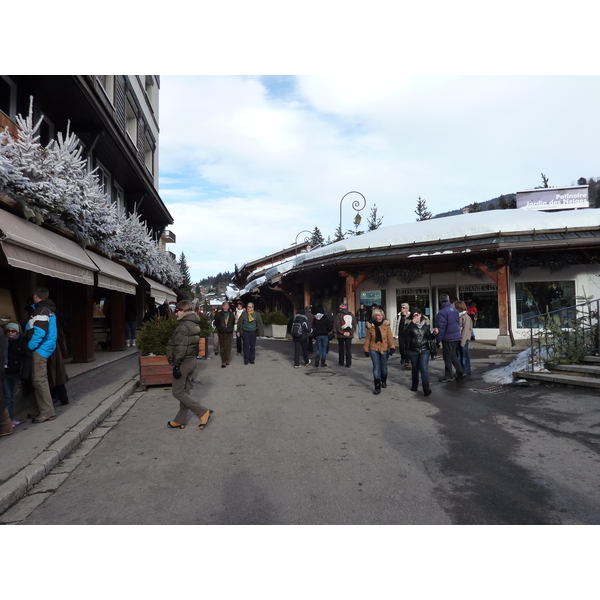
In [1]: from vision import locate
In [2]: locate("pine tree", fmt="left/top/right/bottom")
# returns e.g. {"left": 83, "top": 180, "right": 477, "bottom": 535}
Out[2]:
{"left": 367, "top": 204, "right": 383, "bottom": 230}
{"left": 333, "top": 225, "right": 345, "bottom": 242}
{"left": 468, "top": 201, "right": 483, "bottom": 212}
{"left": 415, "top": 196, "right": 432, "bottom": 221}
{"left": 178, "top": 252, "right": 192, "bottom": 291}
{"left": 309, "top": 226, "right": 325, "bottom": 247}
{"left": 0, "top": 97, "right": 182, "bottom": 288}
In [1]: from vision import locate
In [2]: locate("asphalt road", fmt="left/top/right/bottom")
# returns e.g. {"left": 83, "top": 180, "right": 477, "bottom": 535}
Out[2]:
{"left": 17, "top": 340, "right": 600, "bottom": 525}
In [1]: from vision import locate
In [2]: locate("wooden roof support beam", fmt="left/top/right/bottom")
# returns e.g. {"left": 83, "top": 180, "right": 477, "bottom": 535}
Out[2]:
{"left": 474, "top": 260, "right": 498, "bottom": 283}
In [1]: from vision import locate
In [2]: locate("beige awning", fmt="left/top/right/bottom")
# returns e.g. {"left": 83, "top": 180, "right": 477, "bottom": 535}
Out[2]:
{"left": 85, "top": 250, "right": 137, "bottom": 295}
{"left": 0, "top": 208, "right": 97, "bottom": 285}
{"left": 143, "top": 276, "right": 177, "bottom": 304}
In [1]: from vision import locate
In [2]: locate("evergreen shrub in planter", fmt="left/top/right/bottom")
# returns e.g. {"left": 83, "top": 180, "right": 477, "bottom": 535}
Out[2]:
{"left": 197, "top": 314, "right": 214, "bottom": 358}
{"left": 137, "top": 314, "right": 178, "bottom": 389}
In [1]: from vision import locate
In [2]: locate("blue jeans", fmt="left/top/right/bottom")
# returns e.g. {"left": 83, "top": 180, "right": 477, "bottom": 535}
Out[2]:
{"left": 315, "top": 335, "right": 328, "bottom": 359}
{"left": 369, "top": 350, "right": 389, "bottom": 380}
{"left": 357, "top": 320, "right": 366, "bottom": 338}
{"left": 3, "top": 374, "right": 20, "bottom": 420}
{"left": 408, "top": 350, "right": 430, "bottom": 387}
{"left": 459, "top": 341, "right": 471, "bottom": 376}
{"left": 125, "top": 320, "right": 137, "bottom": 342}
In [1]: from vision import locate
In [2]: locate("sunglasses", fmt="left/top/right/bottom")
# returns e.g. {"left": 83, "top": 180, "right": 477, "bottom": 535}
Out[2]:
{"left": 5, "top": 329, "right": 17, "bottom": 333}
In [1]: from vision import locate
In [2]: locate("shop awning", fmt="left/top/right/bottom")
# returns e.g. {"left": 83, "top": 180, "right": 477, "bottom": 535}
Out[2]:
{"left": 143, "top": 276, "right": 177, "bottom": 304}
{"left": 0, "top": 208, "right": 97, "bottom": 285}
{"left": 85, "top": 250, "right": 137, "bottom": 295}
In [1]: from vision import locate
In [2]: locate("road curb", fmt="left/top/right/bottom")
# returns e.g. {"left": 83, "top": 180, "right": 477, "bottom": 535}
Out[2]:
{"left": 0, "top": 377, "right": 139, "bottom": 516}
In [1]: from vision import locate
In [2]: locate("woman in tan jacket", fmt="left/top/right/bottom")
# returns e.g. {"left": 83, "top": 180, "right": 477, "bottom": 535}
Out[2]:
{"left": 363, "top": 309, "right": 395, "bottom": 394}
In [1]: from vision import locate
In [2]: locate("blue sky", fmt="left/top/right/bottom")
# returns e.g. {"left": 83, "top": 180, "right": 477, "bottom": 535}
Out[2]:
{"left": 158, "top": 75, "right": 600, "bottom": 283}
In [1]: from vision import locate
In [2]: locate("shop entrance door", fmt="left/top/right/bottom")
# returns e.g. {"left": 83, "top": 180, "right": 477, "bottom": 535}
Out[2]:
{"left": 432, "top": 286, "right": 457, "bottom": 327}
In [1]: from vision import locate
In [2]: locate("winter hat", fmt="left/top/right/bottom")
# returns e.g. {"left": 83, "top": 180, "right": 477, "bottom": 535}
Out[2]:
{"left": 339, "top": 304, "right": 348, "bottom": 309}
{"left": 5, "top": 322, "right": 20, "bottom": 333}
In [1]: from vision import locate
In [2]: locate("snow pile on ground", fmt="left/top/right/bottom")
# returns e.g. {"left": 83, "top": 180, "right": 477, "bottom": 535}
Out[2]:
{"left": 483, "top": 347, "right": 549, "bottom": 385}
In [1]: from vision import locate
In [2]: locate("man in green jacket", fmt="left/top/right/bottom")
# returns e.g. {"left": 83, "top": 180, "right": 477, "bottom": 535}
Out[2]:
{"left": 236, "top": 301, "right": 264, "bottom": 365}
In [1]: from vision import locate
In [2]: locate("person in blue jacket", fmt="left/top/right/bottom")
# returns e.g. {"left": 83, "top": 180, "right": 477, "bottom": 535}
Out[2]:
{"left": 25, "top": 287, "right": 58, "bottom": 423}
{"left": 433, "top": 293, "right": 465, "bottom": 383}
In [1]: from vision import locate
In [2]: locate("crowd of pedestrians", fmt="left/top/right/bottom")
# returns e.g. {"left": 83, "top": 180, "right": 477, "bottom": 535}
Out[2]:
{"left": 1, "top": 291, "right": 478, "bottom": 438}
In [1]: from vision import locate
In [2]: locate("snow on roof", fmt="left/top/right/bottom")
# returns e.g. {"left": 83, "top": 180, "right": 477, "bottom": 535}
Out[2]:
{"left": 245, "top": 208, "right": 600, "bottom": 286}
{"left": 300, "top": 208, "right": 600, "bottom": 263}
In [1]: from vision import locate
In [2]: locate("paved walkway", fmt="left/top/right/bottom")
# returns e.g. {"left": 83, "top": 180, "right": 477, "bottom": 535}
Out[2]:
{"left": 0, "top": 336, "right": 517, "bottom": 518}
{"left": 0, "top": 347, "right": 140, "bottom": 514}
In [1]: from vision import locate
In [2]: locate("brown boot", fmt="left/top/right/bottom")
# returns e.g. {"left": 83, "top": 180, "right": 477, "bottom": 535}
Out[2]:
{"left": 0, "top": 409, "right": 13, "bottom": 437}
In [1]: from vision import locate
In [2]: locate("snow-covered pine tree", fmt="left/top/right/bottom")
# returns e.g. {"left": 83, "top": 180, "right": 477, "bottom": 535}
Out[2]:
{"left": 0, "top": 97, "right": 180, "bottom": 287}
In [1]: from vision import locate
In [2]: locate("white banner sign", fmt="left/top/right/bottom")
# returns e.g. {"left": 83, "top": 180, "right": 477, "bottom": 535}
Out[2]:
{"left": 516, "top": 186, "right": 589, "bottom": 211}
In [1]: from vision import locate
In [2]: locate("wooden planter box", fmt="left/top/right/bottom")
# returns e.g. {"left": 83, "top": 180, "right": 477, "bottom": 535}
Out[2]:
{"left": 139, "top": 355, "right": 172, "bottom": 390}
{"left": 197, "top": 337, "right": 208, "bottom": 359}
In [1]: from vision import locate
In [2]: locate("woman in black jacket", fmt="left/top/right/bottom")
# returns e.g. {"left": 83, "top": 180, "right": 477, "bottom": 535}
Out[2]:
{"left": 405, "top": 309, "right": 433, "bottom": 397}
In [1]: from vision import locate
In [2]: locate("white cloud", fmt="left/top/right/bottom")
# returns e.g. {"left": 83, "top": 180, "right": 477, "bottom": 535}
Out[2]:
{"left": 159, "top": 75, "right": 600, "bottom": 282}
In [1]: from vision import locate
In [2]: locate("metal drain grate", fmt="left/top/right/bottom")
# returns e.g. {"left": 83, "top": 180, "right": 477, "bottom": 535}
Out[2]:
{"left": 470, "top": 385, "right": 509, "bottom": 394}
{"left": 305, "top": 371, "right": 336, "bottom": 377}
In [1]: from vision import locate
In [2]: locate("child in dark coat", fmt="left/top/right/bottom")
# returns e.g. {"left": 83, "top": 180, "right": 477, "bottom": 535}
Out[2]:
{"left": 3, "top": 322, "right": 31, "bottom": 426}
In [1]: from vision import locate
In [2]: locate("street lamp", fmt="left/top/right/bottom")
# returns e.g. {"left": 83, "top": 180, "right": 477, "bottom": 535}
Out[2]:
{"left": 294, "top": 230, "right": 312, "bottom": 246}
{"left": 339, "top": 191, "right": 366, "bottom": 236}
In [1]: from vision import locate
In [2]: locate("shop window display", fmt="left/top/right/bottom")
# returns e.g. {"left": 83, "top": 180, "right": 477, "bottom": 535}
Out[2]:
{"left": 516, "top": 281, "right": 576, "bottom": 328}
{"left": 396, "top": 288, "right": 430, "bottom": 317}
{"left": 459, "top": 285, "right": 499, "bottom": 329}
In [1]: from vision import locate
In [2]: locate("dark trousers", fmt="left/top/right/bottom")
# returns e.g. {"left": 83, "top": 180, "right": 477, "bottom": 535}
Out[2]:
{"left": 294, "top": 339, "right": 309, "bottom": 366}
{"left": 219, "top": 332, "right": 233, "bottom": 364}
{"left": 338, "top": 337, "right": 352, "bottom": 367}
{"left": 242, "top": 330, "right": 257, "bottom": 363}
{"left": 398, "top": 337, "right": 408, "bottom": 365}
{"left": 236, "top": 332, "right": 243, "bottom": 354}
{"left": 442, "top": 340, "right": 464, "bottom": 379}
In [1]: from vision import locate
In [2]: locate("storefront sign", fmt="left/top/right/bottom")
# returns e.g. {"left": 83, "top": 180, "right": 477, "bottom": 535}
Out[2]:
{"left": 516, "top": 185, "right": 589, "bottom": 211}
{"left": 459, "top": 284, "right": 497, "bottom": 293}
{"left": 397, "top": 288, "right": 429, "bottom": 296}
{"left": 360, "top": 290, "right": 382, "bottom": 305}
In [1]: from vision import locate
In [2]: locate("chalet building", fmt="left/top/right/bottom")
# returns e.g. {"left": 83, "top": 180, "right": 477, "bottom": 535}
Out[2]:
{"left": 0, "top": 75, "right": 176, "bottom": 362}
{"left": 235, "top": 205, "right": 600, "bottom": 348}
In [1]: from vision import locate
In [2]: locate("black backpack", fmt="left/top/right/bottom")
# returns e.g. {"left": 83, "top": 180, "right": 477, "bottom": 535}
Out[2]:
{"left": 291, "top": 321, "right": 304, "bottom": 339}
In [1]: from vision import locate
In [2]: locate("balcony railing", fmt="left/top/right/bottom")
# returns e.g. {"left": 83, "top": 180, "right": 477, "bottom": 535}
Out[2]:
{"left": 161, "top": 229, "right": 176, "bottom": 243}
{"left": 524, "top": 299, "right": 600, "bottom": 371}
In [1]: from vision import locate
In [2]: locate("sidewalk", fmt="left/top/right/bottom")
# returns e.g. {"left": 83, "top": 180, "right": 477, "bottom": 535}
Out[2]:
{"left": 0, "top": 347, "right": 140, "bottom": 515}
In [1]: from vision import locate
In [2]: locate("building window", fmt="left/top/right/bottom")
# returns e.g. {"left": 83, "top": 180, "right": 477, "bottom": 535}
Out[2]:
{"left": 125, "top": 99, "right": 138, "bottom": 146}
{"left": 359, "top": 290, "right": 386, "bottom": 311}
{"left": 114, "top": 182, "right": 125, "bottom": 214}
{"left": 397, "top": 288, "right": 430, "bottom": 317}
{"left": 144, "top": 76, "right": 157, "bottom": 112}
{"left": 458, "top": 284, "right": 499, "bottom": 329}
{"left": 144, "top": 135, "right": 155, "bottom": 176}
{"left": 39, "top": 113, "right": 54, "bottom": 147}
{"left": 96, "top": 159, "right": 111, "bottom": 202}
{"left": 0, "top": 76, "right": 17, "bottom": 118}
{"left": 515, "top": 281, "right": 576, "bottom": 329}
{"left": 97, "top": 75, "right": 115, "bottom": 104}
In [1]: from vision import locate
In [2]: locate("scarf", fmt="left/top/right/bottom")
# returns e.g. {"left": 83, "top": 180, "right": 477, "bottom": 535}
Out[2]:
{"left": 247, "top": 310, "right": 255, "bottom": 323}
{"left": 372, "top": 320, "right": 383, "bottom": 344}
